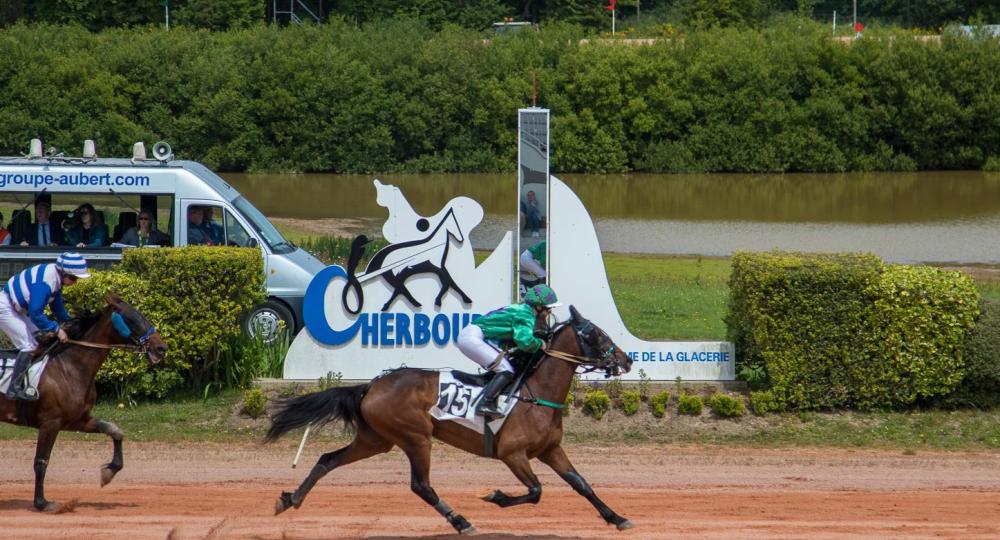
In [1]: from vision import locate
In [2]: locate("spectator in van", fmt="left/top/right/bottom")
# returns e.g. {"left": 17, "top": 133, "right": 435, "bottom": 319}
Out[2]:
{"left": 19, "top": 200, "right": 63, "bottom": 246}
{"left": 0, "top": 212, "right": 11, "bottom": 246}
{"left": 187, "top": 205, "right": 213, "bottom": 245}
{"left": 120, "top": 211, "right": 169, "bottom": 247}
{"left": 202, "top": 206, "right": 224, "bottom": 245}
{"left": 64, "top": 203, "right": 109, "bottom": 248}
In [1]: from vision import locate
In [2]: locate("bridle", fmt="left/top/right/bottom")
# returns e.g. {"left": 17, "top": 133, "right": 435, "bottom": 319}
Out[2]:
{"left": 63, "top": 310, "right": 157, "bottom": 355}
{"left": 542, "top": 317, "right": 624, "bottom": 376}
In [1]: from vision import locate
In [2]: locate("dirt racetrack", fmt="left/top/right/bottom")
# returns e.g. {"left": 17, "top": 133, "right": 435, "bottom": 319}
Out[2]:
{"left": 0, "top": 440, "right": 998, "bottom": 539}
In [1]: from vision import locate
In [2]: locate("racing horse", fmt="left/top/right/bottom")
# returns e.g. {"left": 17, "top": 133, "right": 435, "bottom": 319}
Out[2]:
{"left": 267, "top": 305, "right": 634, "bottom": 534}
{"left": 0, "top": 295, "right": 167, "bottom": 512}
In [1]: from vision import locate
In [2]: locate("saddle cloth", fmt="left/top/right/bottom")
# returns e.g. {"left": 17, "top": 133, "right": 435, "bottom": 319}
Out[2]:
{"left": 430, "top": 371, "right": 519, "bottom": 435}
{"left": 0, "top": 355, "right": 50, "bottom": 398}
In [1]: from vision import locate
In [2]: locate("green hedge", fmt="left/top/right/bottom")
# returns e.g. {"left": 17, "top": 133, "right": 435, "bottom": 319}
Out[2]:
{"left": 1, "top": 20, "right": 998, "bottom": 173}
{"left": 63, "top": 247, "right": 266, "bottom": 399}
{"left": 947, "top": 299, "right": 1000, "bottom": 408}
{"left": 727, "top": 251, "right": 979, "bottom": 411}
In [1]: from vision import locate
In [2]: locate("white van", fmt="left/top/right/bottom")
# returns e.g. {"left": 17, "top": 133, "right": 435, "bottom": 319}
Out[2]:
{"left": 0, "top": 140, "right": 325, "bottom": 341}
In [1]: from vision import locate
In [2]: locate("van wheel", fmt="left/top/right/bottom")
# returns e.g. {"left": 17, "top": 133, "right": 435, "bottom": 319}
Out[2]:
{"left": 244, "top": 300, "right": 294, "bottom": 345}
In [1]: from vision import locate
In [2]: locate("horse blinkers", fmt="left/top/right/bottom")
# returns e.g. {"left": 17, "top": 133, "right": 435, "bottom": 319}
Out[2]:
{"left": 569, "top": 309, "right": 630, "bottom": 377}
{"left": 111, "top": 308, "right": 166, "bottom": 364}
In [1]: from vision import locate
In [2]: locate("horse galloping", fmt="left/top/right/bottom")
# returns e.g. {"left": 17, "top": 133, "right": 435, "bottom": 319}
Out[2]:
{"left": 0, "top": 294, "right": 167, "bottom": 511}
{"left": 266, "top": 305, "right": 633, "bottom": 534}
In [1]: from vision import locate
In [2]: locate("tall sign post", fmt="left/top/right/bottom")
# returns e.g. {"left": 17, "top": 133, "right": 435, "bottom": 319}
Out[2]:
{"left": 516, "top": 108, "right": 550, "bottom": 298}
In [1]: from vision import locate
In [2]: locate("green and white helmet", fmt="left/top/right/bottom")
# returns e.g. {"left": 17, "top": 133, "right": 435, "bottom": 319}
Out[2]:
{"left": 523, "top": 284, "right": 561, "bottom": 308}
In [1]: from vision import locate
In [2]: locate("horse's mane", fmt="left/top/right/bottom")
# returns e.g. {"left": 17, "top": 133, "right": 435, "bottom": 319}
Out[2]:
{"left": 63, "top": 308, "right": 106, "bottom": 340}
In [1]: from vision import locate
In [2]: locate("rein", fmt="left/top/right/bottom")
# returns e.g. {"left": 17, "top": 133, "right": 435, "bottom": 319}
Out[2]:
{"left": 61, "top": 318, "right": 156, "bottom": 354}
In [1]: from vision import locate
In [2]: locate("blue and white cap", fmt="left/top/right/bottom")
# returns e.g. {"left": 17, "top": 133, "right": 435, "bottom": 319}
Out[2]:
{"left": 56, "top": 252, "right": 91, "bottom": 279}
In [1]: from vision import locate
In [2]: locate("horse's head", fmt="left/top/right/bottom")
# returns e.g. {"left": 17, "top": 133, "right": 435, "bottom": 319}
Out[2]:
{"left": 106, "top": 294, "right": 168, "bottom": 364}
{"left": 374, "top": 179, "right": 400, "bottom": 209}
{"left": 562, "top": 305, "right": 632, "bottom": 377}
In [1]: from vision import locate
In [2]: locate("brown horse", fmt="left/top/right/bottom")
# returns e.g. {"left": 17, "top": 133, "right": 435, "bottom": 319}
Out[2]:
{"left": 266, "top": 305, "right": 633, "bottom": 534}
{"left": 0, "top": 294, "right": 167, "bottom": 512}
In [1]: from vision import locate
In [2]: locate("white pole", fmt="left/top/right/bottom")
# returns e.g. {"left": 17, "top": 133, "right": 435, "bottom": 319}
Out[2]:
{"left": 612, "top": 8, "right": 616, "bottom": 36}
{"left": 165, "top": 1, "right": 170, "bottom": 31}
{"left": 292, "top": 425, "right": 311, "bottom": 468}
{"left": 833, "top": 10, "right": 836, "bottom": 34}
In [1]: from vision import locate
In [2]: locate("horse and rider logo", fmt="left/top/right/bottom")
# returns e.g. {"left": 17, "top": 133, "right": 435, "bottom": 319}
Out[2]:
{"left": 302, "top": 180, "right": 490, "bottom": 347}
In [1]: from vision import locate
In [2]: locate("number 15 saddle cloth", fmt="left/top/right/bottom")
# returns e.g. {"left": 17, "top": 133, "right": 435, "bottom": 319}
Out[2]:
{"left": 429, "top": 371, "right": 521, "bottom": 435}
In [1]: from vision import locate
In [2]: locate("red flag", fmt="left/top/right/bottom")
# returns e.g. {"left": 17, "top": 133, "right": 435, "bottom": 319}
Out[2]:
{"left": 606, "top": 0, "right": 616, "bottom": 11}
{"left": 853, "top": 22, "right": 864, "bottom": 33}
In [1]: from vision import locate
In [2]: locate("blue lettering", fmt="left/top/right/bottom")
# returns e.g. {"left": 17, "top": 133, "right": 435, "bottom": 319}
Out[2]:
{"left": 628, "top": 351, "right": 638, "bottom": 361}
{"left": 302, "top": 265, "right": 361, "bottom": 346}
{"left": 659, "top": 351, "right": 673, "bottom": 361}
{"left": 360, "top": 313, "right": 378, "bottom": 345}
{"left": 414, "top": 313, "right": 432, "bottom": 345}
{"left": 379, "top": 313, "right": 394, "bottom": 346}
{"left": 432, "top": 314, "right": 450, "bottom": 346}
{"left": 395, "top": 313, "right": 412, "bottom": 346}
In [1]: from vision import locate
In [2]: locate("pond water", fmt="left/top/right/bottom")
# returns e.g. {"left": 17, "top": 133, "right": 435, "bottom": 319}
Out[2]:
{"left": 223, "top": 171, "right": 1000, "bottom": 264}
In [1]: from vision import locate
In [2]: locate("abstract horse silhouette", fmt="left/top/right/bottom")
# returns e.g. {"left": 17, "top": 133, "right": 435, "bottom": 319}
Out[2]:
{"left": 342, "top": 207, "right": 474, "bottom": 314}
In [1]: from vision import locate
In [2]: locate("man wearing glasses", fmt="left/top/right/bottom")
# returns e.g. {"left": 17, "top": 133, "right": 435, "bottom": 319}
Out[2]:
{"left": 0, "top": 252, "right": 91, "bottom": 400}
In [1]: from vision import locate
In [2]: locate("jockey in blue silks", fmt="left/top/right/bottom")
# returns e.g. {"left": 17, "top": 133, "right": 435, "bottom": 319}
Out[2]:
{"left": 0, "top": 252, "right": 91, "bottom": 401}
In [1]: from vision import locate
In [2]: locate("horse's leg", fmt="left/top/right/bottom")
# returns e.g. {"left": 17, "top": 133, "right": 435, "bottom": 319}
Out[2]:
{"left": 380, "top": 271, "right": 421, "bottom": 311}
{"left": 67, "top": 417, "right": 124, "bottom": 486}
{"left": 401, "top": 440, "right": 476, "bottom": 535}
{"left": 432, "top": 271, "right": 472, "bottom": 307}
{"left": 275, "top": 424, "right": 392, "bottom": 515}
{"left": 481, "top": 452, "right": 542, "bottom": 507}
{"left": 539, "top": 445, "right": 633, "bottom": 530}
{"left": 32, "top": 425, "right": 60, "bottom": 512}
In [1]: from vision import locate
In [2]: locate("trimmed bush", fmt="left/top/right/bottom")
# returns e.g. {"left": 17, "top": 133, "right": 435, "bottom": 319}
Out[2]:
{"left": 949, "top": 299, "right": 1000, "bottom": 407}
{"left": 241, "top": 386, "right": 266, "bottom": 419}
{"left": 620, "top": 390, "right": 641, "bottom": 416}
{"left": 678, "top": 394, "right": 703, "bottom": 416}
{"left": 582, "top": 390, "right": 611, "bottom": 420}
{"left": 727, "top": 251, "right": 978, "bottom": 410}
{"left": 749, "top": 390, "right": 778, "bottom": 415}
{"left": 708, "top": 393, "right": 745, "bottom": 418}
{"left": 64, "top": 247, "right": 266, "bottom": 399}
{"left": 650, "top": 390, "right": 670, "bottom": 418}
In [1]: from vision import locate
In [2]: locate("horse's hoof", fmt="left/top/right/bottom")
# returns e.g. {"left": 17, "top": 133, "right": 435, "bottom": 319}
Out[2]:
{"left": 459, "top": 525, "right": 478, "bottom": 535}
{"left": 616, "top": 519, "right": 635, "bottom": 531}
{"left": 36, "top": 501, "right": 58, "bottom": 513}
{"left": 100, "top": 465, "right": 118, "bottom": 487}
{"left": 478, "top": 490, "right": 500, "bottom": 503}
{"left": 274, "top": 492, "right": 295, "bottom": 515}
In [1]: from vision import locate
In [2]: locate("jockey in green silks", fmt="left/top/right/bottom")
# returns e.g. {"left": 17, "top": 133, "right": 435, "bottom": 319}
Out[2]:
{"left": 456, "top": 284, "right": 561, "bottom": 416}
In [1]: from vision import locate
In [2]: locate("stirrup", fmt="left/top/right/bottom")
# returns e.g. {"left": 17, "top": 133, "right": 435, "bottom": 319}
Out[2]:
{"left": 6, "top": 385, "right": 38, "bottom": 402}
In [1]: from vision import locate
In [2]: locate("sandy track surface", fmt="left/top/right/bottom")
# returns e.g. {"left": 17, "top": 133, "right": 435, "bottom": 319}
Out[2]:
{"left": 0, "top": 440, "right": 998, "bottom": 539}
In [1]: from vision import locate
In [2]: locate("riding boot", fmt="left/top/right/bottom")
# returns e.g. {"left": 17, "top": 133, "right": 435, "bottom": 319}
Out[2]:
{"left": 476, "top": 371, "right": 514, "bottom": 417}
{"left": 5, "top": 351, "right": 37, "bottom": 401}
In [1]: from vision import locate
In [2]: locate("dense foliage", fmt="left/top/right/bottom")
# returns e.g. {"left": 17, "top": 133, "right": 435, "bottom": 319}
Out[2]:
{"left": 727, "top": 251, "right": 979, "bottom": 411}
{"left": 947, "top": 299, "right": 1000, "bottom": 408}
{"left": 2, "top": 1, "right": 997, "bottom": 31}
{"left": 63, "top": 247, "right": 266, "bottom": 400}
{"left": 0, "top": 20, "right": 998, "bottom": 173}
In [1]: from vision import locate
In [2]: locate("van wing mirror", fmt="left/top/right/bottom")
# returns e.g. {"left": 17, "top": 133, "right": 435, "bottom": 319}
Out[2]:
{"left": 248, "top": 238, "right": 259, "bottom": 248}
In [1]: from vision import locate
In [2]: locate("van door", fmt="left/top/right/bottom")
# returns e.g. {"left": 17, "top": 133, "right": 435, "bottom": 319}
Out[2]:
{"left": 182, "top": 200, "right": 259, "bottom": 248}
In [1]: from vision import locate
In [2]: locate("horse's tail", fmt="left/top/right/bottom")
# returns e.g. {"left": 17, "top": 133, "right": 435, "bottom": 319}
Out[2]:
{"left": 265, "top": 384, "right": 368, "bottom": 443}
{"left": 342, "top": 235, "right": 369, "bottom": 315}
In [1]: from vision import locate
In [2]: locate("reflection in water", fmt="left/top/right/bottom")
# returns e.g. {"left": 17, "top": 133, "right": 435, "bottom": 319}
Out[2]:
{"left": 224, "top": 172, "right": 1000, "bottom": 263}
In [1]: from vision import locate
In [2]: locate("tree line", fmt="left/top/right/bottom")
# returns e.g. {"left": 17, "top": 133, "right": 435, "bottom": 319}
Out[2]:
{"left": 0, "top": 19, "right": 997, "bottom": 173}
{"left": 2, "top": 1, "right": 998, "bottom": 32}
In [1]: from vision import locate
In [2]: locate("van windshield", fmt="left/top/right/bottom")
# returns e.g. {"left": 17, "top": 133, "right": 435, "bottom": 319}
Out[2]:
{"left": 232, "top": 196, "right": 293, "bottom": 254}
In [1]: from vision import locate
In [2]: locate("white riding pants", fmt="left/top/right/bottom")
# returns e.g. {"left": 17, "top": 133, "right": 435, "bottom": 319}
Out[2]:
{"left": 519, "top": 249, "right": 547, "bottom": 279}
{"left": 457, "top": 324, "right": 512, "bottom": 373}
{"left": 0, "top": 292, "right": 39, "bottom": 351}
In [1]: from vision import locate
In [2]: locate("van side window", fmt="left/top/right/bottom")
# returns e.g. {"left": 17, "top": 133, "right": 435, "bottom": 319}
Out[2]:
{"left": 188, "top": 204, "right": 221, "bottom": 246}
{"left": 223, "top": 210, "right": 252, "bottom": 247}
